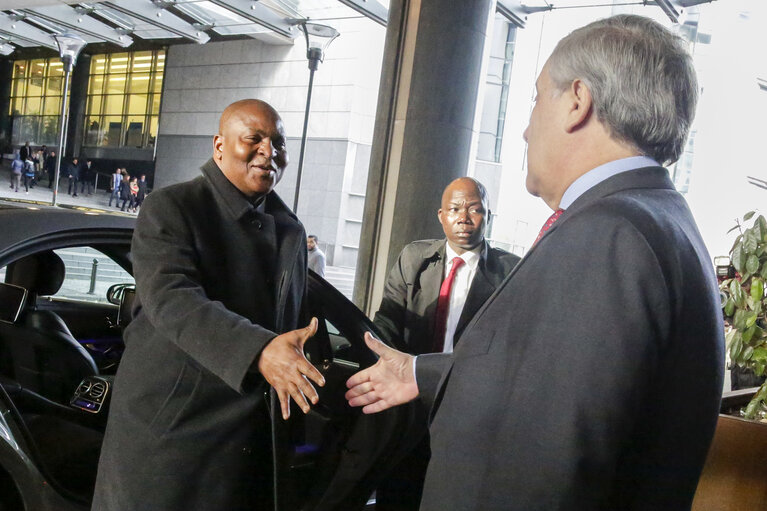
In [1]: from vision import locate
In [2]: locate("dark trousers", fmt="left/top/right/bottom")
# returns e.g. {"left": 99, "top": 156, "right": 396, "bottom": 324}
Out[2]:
{"left": 81, "top": 179, "right": 93, "bottom": 195}
{"left": 376, "top": 434, "right": 430, "bottom": 511}
{"left": 23, "top": 175, "right": 33, "bottom": 192}
{"left": 68, "top": 177, "right": 79, "bottom": 195}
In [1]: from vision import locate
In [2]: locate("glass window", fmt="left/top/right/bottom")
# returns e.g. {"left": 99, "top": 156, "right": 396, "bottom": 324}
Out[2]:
{"left": 83, "top": 49, "right": 166, "bottom": 149}
{"left": 43, "top": 96, "right": 61, "bottom": 116}
{"left": 52, "top": 247, "right": 134, "bottom": 305}
{"left": 8, "top": 57, "right": 70, "bottom": 146}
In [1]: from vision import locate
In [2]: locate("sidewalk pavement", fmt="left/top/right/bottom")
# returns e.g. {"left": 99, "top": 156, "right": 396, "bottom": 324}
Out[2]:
{"left": 0, "top": 174, "right": 134, "bottom": 215}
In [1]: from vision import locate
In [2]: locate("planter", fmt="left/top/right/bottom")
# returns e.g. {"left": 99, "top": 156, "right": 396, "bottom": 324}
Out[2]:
{"left": 692, "top": 388, "right": 767, "bottom": 510}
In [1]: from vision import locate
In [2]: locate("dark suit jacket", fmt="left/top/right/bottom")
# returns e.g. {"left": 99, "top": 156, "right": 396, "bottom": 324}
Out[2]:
{"left": 416, "top": 167, "right": 725, "bottom": 510}
{"left": 93, "top": 158, "right": 306, "bottom": 511}
{"left": 374, "top": 239, "right": 520, "bottom": 354}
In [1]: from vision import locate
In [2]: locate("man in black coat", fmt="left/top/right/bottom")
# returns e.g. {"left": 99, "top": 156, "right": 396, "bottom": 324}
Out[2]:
{"left": 374, "top": 177, "right": 519, "bottom": 510}
{"left": 346, "top": 15, "right": 724, "bottom": 510}
{"left": 93, "top": 99, "right": 325, "bottom": 510}
{"left": 67, "top": 157, "right": 80, "bottom": 196}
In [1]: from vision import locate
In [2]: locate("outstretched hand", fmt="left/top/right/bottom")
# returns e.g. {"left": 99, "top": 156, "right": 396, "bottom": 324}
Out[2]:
{"left": 345, "top": 332, "right": 419, "bottom": 414}
{"left": 258, "top": 317, "right": 325, "bottom": 420}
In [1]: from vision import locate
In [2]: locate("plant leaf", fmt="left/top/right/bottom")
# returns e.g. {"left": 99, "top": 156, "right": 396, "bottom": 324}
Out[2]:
{"left": 732, "top": 244, "right": 746, "bottom": 273}
{"left": 752, "top": 277, "right": 764, "bottom": 301}
{"left": 724, "top": 298, "right": 735, "bottom": 316}
{"left": 744, "top": 211, "right": 756, "bottom": 221}
{"left": 747, "top": 254, "right": 760, "bottom": 275}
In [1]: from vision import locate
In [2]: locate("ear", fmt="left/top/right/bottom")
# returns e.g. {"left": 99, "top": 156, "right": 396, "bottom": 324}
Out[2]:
{"left": 213, "top": 134, "right": 224, "bottom": 160}
{"left": 437, "top": 208, "right": 443, "bottom": 224}
{"left": 564, "top": 78, "right": 593, "bottom": 133}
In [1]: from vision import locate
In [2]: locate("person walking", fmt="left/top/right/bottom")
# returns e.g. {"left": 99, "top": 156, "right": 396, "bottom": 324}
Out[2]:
{"left": 10, "top": 153, "right": 22, "bottom": 192}
{"left": 109, "top": 168, "right": 122, "bottom": 207}
{"left": 45, "top": 150, "right": 57, "bottom": 188}
{"left": 128, "top": 176, "right": 139, "bottom": 213}
{"left": 119, "top": 173, "right": 131, "bottom": 211}
{"left": 22, "top": 157, "right": 35, "bottom": 193}
{"left": 135, "top": 174, "right": 148, "bottom": 211}
{"left": 67, "top": 157, "right": 80, "bottom": 197}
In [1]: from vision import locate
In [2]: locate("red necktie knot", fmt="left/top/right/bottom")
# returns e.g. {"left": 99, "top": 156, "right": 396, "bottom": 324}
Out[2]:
{"left": 534, "top": 208, "right": 564, "bottom": 245}
{"left": 432, "top": 257, "right": 465, "bottom": 352}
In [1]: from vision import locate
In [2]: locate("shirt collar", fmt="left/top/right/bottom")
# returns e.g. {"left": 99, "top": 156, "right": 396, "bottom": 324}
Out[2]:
{"left": 200, "top": 158, "right": 266, "bottom": 221}
{"left": 445, "top": 242, "right": 481, "bottom": 271}
{"left": 559, "top": 156, "right": 659, "bottom": 210}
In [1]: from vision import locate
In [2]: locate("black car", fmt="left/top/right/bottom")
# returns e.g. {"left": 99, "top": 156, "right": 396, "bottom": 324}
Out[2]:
{"left": 0, "top": 201, "right": 410, "bottom": 510}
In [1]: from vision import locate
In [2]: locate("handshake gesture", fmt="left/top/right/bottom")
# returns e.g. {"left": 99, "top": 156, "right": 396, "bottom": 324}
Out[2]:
{"left": 260, "top": 323, "right": 419, "bottom": 419}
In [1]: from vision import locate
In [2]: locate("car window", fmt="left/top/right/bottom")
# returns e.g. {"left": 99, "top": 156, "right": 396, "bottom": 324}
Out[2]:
{"left": 52, "top": 247, "right": 134, "bottom": 304}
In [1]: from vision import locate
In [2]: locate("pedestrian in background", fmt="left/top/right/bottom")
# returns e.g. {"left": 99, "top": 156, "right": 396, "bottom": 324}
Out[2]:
{"left": 45, "top": 150, "right": 57, "bottom": 188}
{"left": 67, "top": 157, "right": 80, "bottom": 197}
{"left": 10, "top": 152, "right": 22, "bottom": 192}
{"left": 109, "top": 168, "right": 122, "bottom": 207}
{"left": 136, "top": 174, "right": 148, "bottom": 211}
{"left": 119, "top": 172, "right": 131, "bottom": 211}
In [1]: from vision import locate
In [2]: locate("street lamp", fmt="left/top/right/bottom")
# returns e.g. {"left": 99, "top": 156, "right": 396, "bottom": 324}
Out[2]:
{"left": 52, "top": 33, "right": 87, "bottom": 206}
{"left": 292, "top": 21, "right": 339, "bottom": 212}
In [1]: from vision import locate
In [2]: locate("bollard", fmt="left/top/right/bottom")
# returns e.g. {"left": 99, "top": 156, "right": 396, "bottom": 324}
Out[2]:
{"left": 88, "top": 258, "right": 99, "bottom": 294}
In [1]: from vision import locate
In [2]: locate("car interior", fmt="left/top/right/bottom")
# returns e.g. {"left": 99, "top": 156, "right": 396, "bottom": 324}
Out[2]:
{"left": 0, "top": 246, "right": 408, "bottom": 509}
{"left": 0, "top": 247, "right": 133, "bottom": 506}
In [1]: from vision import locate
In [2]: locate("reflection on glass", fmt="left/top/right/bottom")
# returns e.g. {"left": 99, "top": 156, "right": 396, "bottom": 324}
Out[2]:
{"left": 87, "top": 96, "right": 103, "bottom": 116}
{"left": 47, "top": 76, "right": 63, "bottom": 95}
{"left": 82, "top": 49, "right": 166, "bottom": 149}
{"left": 129, "top": 73, "right": 151, "bottom": 93}
{"left": 104, "top": 95, "right": 124, "bottom": 115}
{"left": 125, "top": 116, "right": 144, "bottom": 146}
{"left": 127, "top": 94, "right": 148, "bottom": 115}
{"left": 104, "top": 116, "right": 123, "bottom": 147}
{"left": 89, "top": 75, "right": 104, "bottom": 95}
{"left": 106, "top": 75, "right": 126, "bottom": 94}
{"left": 25, "top": 97, "right": 41, "bottom": 116}
{"left": 11, "top": 79, "right": 25, "bottom": 98}
{"left": 43, "top": 97, "right": 61, "bottom": 116}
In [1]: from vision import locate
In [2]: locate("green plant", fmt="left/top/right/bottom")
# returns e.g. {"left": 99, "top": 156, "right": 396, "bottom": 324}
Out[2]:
{"left": 720, "top": 211, "right": 767, "bottom": 420}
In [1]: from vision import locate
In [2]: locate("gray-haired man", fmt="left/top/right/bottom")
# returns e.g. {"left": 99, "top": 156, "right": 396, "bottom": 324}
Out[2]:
{"left": 346, "top": 14, "right": 724, "bottom": 510}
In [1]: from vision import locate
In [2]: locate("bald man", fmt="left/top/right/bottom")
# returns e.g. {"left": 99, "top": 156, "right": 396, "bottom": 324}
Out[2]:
{"left": 373, "top": 178, "right": 520, "bottom": 510}
{"left": 93, "top": 99, "right": 324, "bottom": 510}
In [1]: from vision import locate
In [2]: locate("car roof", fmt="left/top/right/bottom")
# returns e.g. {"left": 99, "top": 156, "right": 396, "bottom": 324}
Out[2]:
{"left": 0, "top": 200, "right": 135, "bottom": 257}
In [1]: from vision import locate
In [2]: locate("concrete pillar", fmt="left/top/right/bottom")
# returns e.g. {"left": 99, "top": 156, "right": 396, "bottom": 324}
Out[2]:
{"left": 66, "top": 54, "right": 90, "bottom": 158}
{"left": 353, "top": 0, "right": 496, "bottom": 314}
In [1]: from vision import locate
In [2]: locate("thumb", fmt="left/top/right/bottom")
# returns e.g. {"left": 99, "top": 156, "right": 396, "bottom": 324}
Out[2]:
{"left": 364, "top": 331, "right": 393, "bottom": 359}
{"left": 299, "top": 317, "right": 318, "bottom": 346}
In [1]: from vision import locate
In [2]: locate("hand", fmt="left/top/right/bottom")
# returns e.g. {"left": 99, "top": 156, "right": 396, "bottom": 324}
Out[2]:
{"left": 345, "top": 332, "right": 419, "bottom": 414}
{"left": 258, "top": 317, "right": 325, "bottom": 420}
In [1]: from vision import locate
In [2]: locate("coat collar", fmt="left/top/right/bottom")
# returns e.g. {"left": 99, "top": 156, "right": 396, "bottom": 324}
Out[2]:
{"left": 536, "top": 166, "right": 672, "bottom": 248}
{"left": 201, "top": 158, "right": 267, "bottom": 221}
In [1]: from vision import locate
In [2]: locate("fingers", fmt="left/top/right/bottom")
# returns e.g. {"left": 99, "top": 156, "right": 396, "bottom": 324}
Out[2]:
{"left": 278, "top": 389, "right": 291, "bottom": 420}
{"left": 298, "top": 317, "right": 318, "bottom": 346}
{"left": 364, "top": 331, "right": 396, "bottom": 359}
{"left": 346, "top": 366, "right": 372, "bottom": 390}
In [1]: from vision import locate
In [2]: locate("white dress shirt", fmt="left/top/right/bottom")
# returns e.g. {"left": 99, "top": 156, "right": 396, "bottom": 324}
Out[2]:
{"left": 441, "top": 243, "right": 481, "bottom": 353}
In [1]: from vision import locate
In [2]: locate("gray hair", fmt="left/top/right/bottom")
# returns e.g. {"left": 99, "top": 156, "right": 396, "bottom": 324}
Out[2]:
{"left": 547, "top": 14, "right": 697, "bottom": 166}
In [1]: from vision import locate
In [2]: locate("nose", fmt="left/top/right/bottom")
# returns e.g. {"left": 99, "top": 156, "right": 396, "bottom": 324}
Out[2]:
{"left": 257, "top": 138, "right": 277, "bottom": 159}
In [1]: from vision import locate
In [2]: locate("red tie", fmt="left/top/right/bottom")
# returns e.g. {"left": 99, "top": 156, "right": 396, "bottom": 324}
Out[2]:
{"left": 534, "top": 208, "right": 564, "bottom": 245}
{"left": 432, "top": 257, "right": 466, "bottom": 352}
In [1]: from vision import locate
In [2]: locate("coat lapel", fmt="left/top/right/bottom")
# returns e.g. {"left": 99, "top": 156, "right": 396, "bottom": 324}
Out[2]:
{"left": 411, "top": 241, "right": 445, "bottom": 353}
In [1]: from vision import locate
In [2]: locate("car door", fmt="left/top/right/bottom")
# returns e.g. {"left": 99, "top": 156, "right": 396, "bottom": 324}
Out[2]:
{"left": 272, "top": 272, "right": 419, "bottom": 511}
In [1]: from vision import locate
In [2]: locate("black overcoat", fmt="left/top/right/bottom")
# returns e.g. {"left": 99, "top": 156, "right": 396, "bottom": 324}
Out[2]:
{"left": 416, "top": 167, "right": 725, "bottom": 510}
{"left": 92, "top": 158, "right": 307, "bottom": 510}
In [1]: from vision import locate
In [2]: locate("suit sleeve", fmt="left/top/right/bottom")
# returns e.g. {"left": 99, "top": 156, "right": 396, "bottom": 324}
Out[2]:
{"left": 130, "top": 191, "right": 276, "bottom": 393}
{"left": 372, "top": 248, "right": 410, "bottom": 350}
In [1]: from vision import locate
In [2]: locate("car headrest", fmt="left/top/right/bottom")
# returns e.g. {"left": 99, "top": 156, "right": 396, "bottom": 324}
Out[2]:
{"left": 5, "top": 251, "right": 65, "bottom": 297}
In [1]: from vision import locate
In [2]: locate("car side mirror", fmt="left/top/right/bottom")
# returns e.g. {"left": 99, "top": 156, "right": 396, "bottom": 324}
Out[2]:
{"left": 107, "top": 283, "right": 134, "bottom": 306}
